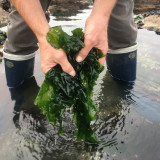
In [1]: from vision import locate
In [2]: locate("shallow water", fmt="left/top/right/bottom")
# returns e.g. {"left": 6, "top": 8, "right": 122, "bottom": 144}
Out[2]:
{"left": 0, "top": 7, "right": 160, "bottom": 160}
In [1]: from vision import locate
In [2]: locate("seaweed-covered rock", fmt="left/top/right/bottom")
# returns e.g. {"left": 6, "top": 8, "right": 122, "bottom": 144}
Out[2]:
{"left": 34, "top": 26, "right": 104, "bottom": 143}
{"left": 156, "top": 28, "right": 160, "bottom": 35}
{"left": 0, "top": 0, "right": 11, "bottom": 12}
{"left": 0, "top": 30, "right": 7, "bottom": 45}
{"left": 134, "top": 14, "right": 143, "bottom": 20}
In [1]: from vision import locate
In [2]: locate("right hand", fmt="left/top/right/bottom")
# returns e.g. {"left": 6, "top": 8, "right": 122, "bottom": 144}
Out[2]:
{"left": 39, "top": 38, "right": 76, "bottom": 76}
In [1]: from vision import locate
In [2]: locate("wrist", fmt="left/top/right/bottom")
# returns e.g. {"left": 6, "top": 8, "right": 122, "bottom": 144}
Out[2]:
{"left": 36, "top": 25, "right": 50, "bottom": 44}
{"left": 91, "top": 8, "right": 110, "bottom": 21}
{"left": 87, "top": 14, "right": 109, "bottom": 30}
{"left": 89, "top": 13, "right": 109, "bottom": 26}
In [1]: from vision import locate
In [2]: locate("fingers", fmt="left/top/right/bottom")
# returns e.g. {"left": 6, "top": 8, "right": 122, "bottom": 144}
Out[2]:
{"left": 59, "top": 56, "right": 76, "bottom": 77}
{"left": 76, "top": 40, "right": 93, "bottom": 62}
{"left": 55, "top": 49, "right": 75, "bottom": 76}
{"left": 41, "top": 47, "right": 76, "bottom": 76}
{"left": 97, "top": 44, "right": 108, "bottom": 65}
{"left": 42, "top": 59, "right": 75, "bottom": 76}
{"left": 76, "top": 31, "right": 108, "bottom": 64}
{"left": 98, "top": 57, "right": 106, "bottom": 65}
{"left": 100, "top": 45, "right": 108, "bottom": 56}
{"left": 41, "top": 63, "right": 56, "bottom": 74}
{"left": 77, "top": 43, "right": 108, "bottom": 66}
{"left": 77, "top": 40, "right": 108, "bottom": 66}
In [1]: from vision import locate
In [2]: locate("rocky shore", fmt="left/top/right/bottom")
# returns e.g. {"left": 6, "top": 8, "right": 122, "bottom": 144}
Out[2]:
{"left": 134, "top": 3, "right": 160, "bottom": 14}
{"left": 135, "top": 10, "right": 160, "bottom": 35}
{"left": 0, "top": 1, "right": 160, "bottom": 32}
{"left": 0, "top": 7, "right": 9, "bottom": 27}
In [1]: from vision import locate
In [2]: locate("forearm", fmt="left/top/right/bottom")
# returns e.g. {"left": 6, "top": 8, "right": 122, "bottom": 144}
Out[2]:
{"left": 91, "top": 0, "right": 117, "bottom": 22}
{"left": 8, "top": 0, "right": 75, "bottom": 76}
{"left": 77, "top": 0, "right": 117, "bottom": 64}
{"left": 9, "top": 0, "right": 49, "bottom": 43}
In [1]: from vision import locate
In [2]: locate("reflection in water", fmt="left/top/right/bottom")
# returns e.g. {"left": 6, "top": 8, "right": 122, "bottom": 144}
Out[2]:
{"left": 4, "top": 72, "right": 136, "bottom": 160}
{"left": 92, "top": 71, "right": 135, "bottom": 159}
{"left": 8, "top": 77, "right": 49, "bottom": 159}
{"left": 5, "top": 77, "right": 94, "bottom": 160}
{"left": 10, "top": 77, "right": 46, "bottom": 130}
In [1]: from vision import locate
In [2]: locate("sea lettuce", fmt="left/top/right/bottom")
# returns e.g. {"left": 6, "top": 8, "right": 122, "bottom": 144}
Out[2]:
{"left": 34, "top": 26, "right": 104, "bottom": 143}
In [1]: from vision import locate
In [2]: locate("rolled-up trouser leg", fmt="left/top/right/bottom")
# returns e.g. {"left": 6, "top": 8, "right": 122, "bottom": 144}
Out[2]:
{"left": 107, "top": 0, "right": 137, "bottom": 82}
{"left": 3, "top": 0, "right": 51, "bottom": 88}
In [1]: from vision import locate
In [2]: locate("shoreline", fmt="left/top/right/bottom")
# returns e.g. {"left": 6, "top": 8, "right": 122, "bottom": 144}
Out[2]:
{"left": 134, "top": 10, "right": 160, "bottom": 35}
{"left": 0, "top": 3, "right": 160, "bottom": 31}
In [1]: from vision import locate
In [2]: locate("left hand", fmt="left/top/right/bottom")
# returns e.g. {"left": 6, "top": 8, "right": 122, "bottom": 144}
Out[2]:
{"left": 76, "top": 15, "right": 108, "bottom": 65}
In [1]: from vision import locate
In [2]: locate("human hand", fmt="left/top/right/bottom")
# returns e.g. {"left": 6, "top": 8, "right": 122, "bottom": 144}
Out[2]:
{"left": 8, "top": 0, "right": 75, "bottom": 76}
{"left": 39, "top": 38, "right": 76, "bottom": 76}
{"left": 76, "top": 15, "right": 108, "bottom": 65}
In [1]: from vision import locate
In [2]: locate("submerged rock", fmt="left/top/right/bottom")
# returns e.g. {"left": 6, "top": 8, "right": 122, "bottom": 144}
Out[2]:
{"left": 136, "top": 20, "right": 144, "bottom": 28}
{"left": 156, "top": 28, "right": 160, "bottom": 35}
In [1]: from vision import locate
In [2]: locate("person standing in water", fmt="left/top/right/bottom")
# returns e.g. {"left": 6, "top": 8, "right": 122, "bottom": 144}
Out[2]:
{"left": 3, "top": 0, "right": 137, "bottom": 88}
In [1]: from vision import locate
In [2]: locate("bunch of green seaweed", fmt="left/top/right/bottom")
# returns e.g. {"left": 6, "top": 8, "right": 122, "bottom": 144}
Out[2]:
{"left": 34, "top": 26, "right": 104, "bottom": 143}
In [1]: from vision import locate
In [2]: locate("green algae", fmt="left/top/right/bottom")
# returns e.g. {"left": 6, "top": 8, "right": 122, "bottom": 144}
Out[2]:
{"left": 34, "top": 26, "right": 104, "bottom": 143}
